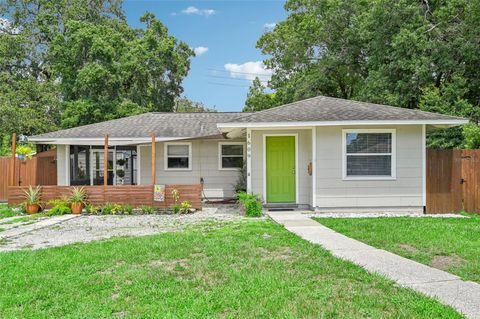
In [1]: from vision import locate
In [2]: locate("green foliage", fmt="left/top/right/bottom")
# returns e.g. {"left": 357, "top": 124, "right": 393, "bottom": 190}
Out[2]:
{"left": 174, "top": 97, "right": 216, "bottom": 113}
{"left": 85, "top": 204, "right": 101, "bottom": 215}
{"left": 243, "top": 78, "right": 279, "bottom": 112}
{"left": 463, "top": 123, "right": 480, "bottom": 149}
{"left": 170, "top": 188, "right": 181, "bottom": 213}
{"left": 15, "top": 145, "right": 34, "bottom": 156}
{"left": 249, "top": 0, "right": 480, "bottom": 147}
{"left": 236, "top": 192, "right": 263, "bottom": 217}
{"left": 0, "top": 1, "right": 193, "bottom": 151}
{"left": 100, "top": 203, "right": 123, "bottom": 215}
{"left": 139, "top": 206, "right": 156, "bottom": 214}
{"left": 23, "top": 186, "right": 41, "bottom": 205}
{"left": 234, "top": 161, "right": 247, "bottom": 193}
{"left": 0, "top": 205, "right": 20, "bottom": 219}
{"left": 180, "top": 201, "right": 192, "bottom": 214}
{"left": 69, "top": 187, "right": 88, "bottom": 205}
{"left": 46, "top": 205, "right": 71, "bottom": 216}
{"left": 45, "top": 199, "right": 71, "bottom": 216}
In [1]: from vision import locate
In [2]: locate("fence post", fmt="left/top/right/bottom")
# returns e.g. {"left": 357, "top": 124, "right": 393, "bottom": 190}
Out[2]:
{"left": 10, "top": 133, "right": 16, "bottom": 186}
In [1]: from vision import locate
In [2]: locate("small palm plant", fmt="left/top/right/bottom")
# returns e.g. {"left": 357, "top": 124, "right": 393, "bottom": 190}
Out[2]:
{"left": 69, "top": 187, "right": 88, "bottom": 214}
{"left": 23, "top": 185, "right": 41, "bottom": 214}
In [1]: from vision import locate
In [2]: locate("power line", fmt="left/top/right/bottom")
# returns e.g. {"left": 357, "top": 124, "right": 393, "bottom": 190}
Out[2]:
{"left": 207, "top": 82, "right": 251, "bottom": 88}
{"left": 208, "top": 68, "right": 272, "bottom": 77}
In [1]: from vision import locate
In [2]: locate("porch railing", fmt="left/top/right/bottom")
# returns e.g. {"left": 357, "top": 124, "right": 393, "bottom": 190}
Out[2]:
{"left": 8, "top": 184, "right": 202, "bottom": 209}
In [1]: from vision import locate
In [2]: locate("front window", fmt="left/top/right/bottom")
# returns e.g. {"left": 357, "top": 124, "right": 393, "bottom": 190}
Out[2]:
{"left": 343, "top": 130, "right": 395, "bottom": 179}
{"left": 165, "top": 143, "right": 191, "bottom": 170}
{"left": 70, "top": 146, "right": 90, "bottom": 185}
{"left": 69, "top": 146, "right": 137, "bottom": 185}
{"left": 219, "top": 143, "right": 245, "bottom": 169}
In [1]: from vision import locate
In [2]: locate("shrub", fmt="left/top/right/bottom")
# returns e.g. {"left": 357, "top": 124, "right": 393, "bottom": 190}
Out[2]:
{"left": 123, "top": 205, "right": 133, "bottom": 215}
{"left": 236, "top": 192, "right": 263, "bottom": 217}
{"left": 180, "top": 201, "right": 192, "bottom": 214}
{"left": 140, "top": 206, "right": 155, "bottom": 214}
{"left": 101, "top": 203, "right": 123, "bottom": 215}
{"left": 85, "top": 204, "right": 101, "bottom": 215}
{"left": 46, "top": 199, "right": 71, "bottom": 216}
{"left": 46, "top": 205, "right": 71, "bottom": 216}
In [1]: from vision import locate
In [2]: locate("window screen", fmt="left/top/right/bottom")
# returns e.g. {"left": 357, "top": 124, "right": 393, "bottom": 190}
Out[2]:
{"left": 166, "top": 144, "right": 190, "bottom": 169}
{"left": 345, "top": 132, "right": 393, "bottom": 177}
{"left": 220, "top": 144, "right": 244, "bottom": 169}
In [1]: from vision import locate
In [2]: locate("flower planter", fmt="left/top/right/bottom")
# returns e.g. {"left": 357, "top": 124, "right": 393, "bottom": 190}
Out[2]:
{"left": 71, "top": 203, "right": 84, "bottom": 214}
{"left": 26, "top": 204, "right": 40, "bottom": 215}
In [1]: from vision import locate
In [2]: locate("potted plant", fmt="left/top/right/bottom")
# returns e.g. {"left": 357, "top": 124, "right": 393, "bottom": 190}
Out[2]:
{"left": 69, "top": 187, "right": 88, "bottom": 214}
{"left": 23, "top": 185, "right": 41, "bottom": 214}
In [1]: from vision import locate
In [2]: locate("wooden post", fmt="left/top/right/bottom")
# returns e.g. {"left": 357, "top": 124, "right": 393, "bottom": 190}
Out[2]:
{"left": 104, "top": 134, "right": 109, "bottom": 186}
{"left": 10, "top": 133, "right": 16, "bottom": 186}
{"left": 151, "top": 132, "right": 156, "bottom": 185}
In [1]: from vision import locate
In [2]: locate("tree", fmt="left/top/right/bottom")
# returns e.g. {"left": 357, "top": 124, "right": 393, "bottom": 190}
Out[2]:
{"left": 243, "top": 78, "right": 278, "bottom": 112}
{"left": 174, "top": 97, "right": 216, "bottom": 113}
{"left": 251, "top": 0, "right": 480, "bottom": 147}
{"left": 0, "top": 1, "right": 193, "bottom": 152}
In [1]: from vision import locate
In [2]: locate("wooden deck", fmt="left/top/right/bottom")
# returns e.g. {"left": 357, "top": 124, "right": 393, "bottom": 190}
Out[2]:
{"left": 8, "top": 184, "right": 202, "bottom": 209}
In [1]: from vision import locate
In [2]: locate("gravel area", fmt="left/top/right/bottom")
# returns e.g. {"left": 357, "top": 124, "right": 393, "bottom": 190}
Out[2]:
{"left": 0, "top": 207, "right": 245, "bottom": 252}
{"left": 305, "top": 212, "right": 467, "bottom": 218}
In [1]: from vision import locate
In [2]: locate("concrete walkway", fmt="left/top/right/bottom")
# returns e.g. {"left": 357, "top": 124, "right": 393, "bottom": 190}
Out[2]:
{"left": 268, "top": 211, "right": 480, "bottom": 319}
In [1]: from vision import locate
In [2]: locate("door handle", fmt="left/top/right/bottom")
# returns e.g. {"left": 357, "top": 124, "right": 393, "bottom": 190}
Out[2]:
{"left": 292, "top": 168, "right": 295, "bottom": 175}
{"left": 460, "top": 178, "right": 466, "bottom": 184}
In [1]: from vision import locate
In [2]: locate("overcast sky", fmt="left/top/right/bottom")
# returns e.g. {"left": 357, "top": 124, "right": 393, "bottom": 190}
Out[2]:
{"left": 124, "top": 0, "right": 286, "bottom": 111}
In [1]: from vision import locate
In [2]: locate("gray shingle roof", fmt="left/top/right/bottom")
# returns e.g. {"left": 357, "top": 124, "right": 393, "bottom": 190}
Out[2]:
{"left": 222, "top": 95, "right": 466, "bottom": 124}
{"left": 31, "top": 112, "right": 248, "bottom": 140}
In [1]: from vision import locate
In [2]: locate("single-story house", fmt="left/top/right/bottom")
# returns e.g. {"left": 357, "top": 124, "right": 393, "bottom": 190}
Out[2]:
{"left": 29, "top": 95, "right": 468, "bottom": 212}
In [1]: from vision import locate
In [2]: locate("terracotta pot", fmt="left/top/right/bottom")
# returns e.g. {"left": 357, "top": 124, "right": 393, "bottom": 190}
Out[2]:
{"left": 26, "top": 204, "right": 40, "bottom": 215}
{"left": 71, "top": 202, "right": 84, "bottom": 214}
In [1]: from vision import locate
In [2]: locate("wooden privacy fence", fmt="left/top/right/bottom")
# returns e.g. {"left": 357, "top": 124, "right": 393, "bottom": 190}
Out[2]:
{"left": 427, "top": 149, "right": 480, "bottom": 214}
{"left": 0, "top": 150, "right": 57, "bottom": 202}
{"left": 8, "top": 184, "right": 202, "bottom": 209}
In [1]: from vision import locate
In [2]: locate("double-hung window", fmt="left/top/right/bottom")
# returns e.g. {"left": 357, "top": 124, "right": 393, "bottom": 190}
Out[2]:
{"left": 219, "top": 142, "right": 245, "bottom": 170}
{"left": 343, "top": 129, "right": 396, "bottom": 179}
{"left": 165, "top": 143, "right": 192, "bottom": 170}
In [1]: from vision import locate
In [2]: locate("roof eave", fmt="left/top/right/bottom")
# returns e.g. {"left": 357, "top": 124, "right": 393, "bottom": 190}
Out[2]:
{"left": 217, "top": 119, "right": 469, "bottom": 130}
{"left": 28, "top": 136, "right": 192, "bottom": 146}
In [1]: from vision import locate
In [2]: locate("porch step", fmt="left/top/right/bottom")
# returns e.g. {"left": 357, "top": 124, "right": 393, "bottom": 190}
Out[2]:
{"left": 265, "top": 204, "right": 299, "bottom": 211}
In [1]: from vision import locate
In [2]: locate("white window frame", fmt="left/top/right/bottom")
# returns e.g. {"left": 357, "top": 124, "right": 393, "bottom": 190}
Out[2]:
{"left": 342, "top": 129, "right": 396, "bottom": 180}
{"left": 164, "top": 142, "right": 192, "bottom": 171}
{"left": 218, "top": 142, "right": 246, "bottom": 171}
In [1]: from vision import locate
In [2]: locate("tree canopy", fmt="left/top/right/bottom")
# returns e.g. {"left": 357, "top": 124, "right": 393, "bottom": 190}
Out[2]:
{"left": 246, "top": 0, "right": 480, "bottom": 148}
{"left": 0, "top": 0, "right": 193, "bottom": 154}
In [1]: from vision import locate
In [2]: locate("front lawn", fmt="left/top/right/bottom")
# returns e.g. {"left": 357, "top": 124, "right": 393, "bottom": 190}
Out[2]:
{"left": 0, "top": 204, "right": 19, "bottom": 219}
{"left": 314, "top": 216, "right": 480, "bottom": 283}
{"left": 0, "top": 220, "right": 460, "bottom": 318}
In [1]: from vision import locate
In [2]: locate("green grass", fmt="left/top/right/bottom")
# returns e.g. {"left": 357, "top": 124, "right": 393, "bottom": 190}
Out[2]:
{"left": 314, "top": 216, "right": 480, "bottom": 283}
{"left": 0, "top": 220, "right": 461, "bottom": 318}
{"left": 0, "top": 204, "right": 19, "bottom": 219}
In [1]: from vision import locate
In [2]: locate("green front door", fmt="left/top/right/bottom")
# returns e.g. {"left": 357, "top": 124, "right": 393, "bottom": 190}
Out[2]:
{"left": 266, "top": 136, "right": 296, "bottom": 203}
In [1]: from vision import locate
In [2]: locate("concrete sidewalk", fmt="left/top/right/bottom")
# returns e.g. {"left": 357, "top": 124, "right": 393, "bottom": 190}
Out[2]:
{"left": 268, "top": 211, "right": 480, "bottom": 319}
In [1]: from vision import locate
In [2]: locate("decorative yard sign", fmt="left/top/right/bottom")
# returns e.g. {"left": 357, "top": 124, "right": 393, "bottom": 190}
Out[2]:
{"left": 154, "top": 184, "right": 165, "bottom": 202}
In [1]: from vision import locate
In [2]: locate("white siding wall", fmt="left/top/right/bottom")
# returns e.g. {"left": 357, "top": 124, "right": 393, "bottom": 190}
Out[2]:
{"left": 139, "top": 139, "right": 243, "bottom": 198}
{"left": 315, "top": 125, "right": 423, "bottom": 210}
{"left": 251, "top": 129, "right": 312, "bottom": 205}
{"left": 56, "top": 144, "right": 69, "bottom": 186}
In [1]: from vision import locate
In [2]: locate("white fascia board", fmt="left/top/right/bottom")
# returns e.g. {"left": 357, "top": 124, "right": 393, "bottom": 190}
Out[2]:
{"left": 217, "top": 119, "right": 469, "bottom": 129}
{"left": 28, "top": 137, "right": 191, "bottom": 145}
